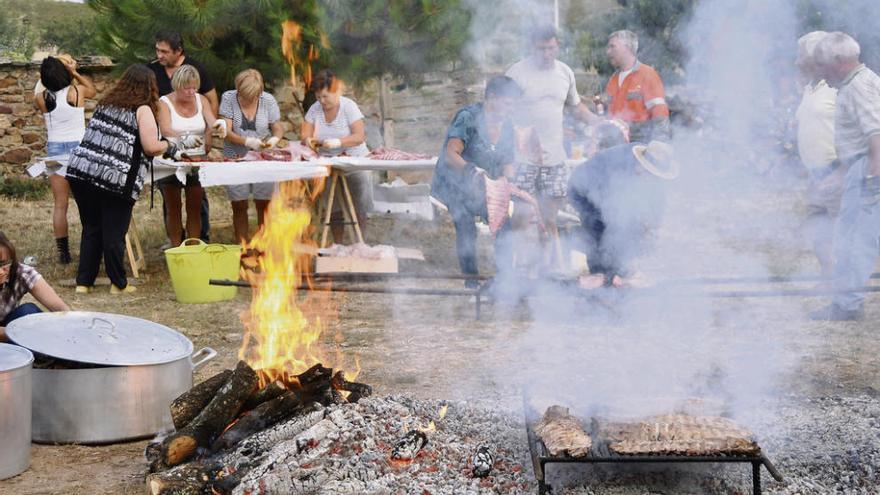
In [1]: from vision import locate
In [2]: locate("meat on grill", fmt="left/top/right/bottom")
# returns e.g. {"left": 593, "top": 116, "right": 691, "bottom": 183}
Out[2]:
{"left": 610, "top": 437, "right": 760, "bottom": 456}
{"left": 597, "top": 414, "right": 760, "bottom": 456}
{"left": 534, "top": 405, "right": 592, "bottom": 458}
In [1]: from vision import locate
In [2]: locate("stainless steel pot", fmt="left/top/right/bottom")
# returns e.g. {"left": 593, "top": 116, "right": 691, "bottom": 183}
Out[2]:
{"left": 0, "top": 343, "right": 33, "bottom": 480}
{"left": 6, "top": 312, "right": 217, "bottom": 444}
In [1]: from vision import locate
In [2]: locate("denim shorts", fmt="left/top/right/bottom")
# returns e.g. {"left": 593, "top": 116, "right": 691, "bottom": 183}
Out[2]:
{"left": 46, "top": 141, "right": 80, "bottom": 176}
{"left": 47, "top": 141, "right": 80, "bottom": 156}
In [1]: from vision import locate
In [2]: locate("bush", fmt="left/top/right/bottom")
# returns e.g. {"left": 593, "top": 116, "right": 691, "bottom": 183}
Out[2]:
{"left": 0, "top": 176, "right": 50, "bottom": 200}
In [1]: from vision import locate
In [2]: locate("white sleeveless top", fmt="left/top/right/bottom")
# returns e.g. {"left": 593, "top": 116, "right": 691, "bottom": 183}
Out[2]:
{"left": 160, "top": 94, "right": 206, "bottom": 155}
{"left": 43, "top": 86, "right": 85, "bottom": 143}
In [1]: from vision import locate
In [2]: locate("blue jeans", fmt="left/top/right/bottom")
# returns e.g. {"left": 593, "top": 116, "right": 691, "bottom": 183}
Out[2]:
{"left": 47, "top": 141, "right": 79, "bottom": 156}
{"left": 832, "top": 157, "right": 880, "bottom": 311}
{"left": 1, "top": 303, "right": 42, "bottom": 326}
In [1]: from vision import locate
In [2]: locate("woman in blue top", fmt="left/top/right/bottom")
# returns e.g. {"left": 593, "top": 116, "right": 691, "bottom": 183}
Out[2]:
{"left": 431, "top": 76, "right": 521, "bottom": 287}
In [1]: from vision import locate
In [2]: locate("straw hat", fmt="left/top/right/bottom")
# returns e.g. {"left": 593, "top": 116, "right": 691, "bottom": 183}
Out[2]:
{"left": 631, "top": 141, "right": 679, "bottom": 180}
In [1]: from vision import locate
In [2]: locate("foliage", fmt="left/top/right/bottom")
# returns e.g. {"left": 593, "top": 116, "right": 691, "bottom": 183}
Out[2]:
{"left": 0, "top": 176, "right": 49, "bottom": 200}
{"left": 795, "top": 0, "right": 880, "bottom": 71}
{"left": 86, "top": 0, "right": 473, "bottom": 114}
{"left": 0, "top": 0, "right": 100, "bottom": 59}
{"left": 87, "top": 0, "right": 289, "bottom": 95}
{"left": 314, "top": 0, "right": 472, "bottom": 86}
{"left": 0, "top": 10, "right": 38, "bottom": 61}
{"left": 564, "top": 0, "right": 696, "bottom": 82}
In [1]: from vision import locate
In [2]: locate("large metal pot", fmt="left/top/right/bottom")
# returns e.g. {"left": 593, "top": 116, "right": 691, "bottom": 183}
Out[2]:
{"left": 0, "top": 343, "right": 33, "bottom": 479}
{"left": 6, "top": 311, "right": 216, "bottom": 444}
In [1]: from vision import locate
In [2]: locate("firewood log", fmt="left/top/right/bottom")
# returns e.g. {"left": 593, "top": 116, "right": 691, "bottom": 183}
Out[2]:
{"left": 330, "top": 370, "right": 373, "bottom": 403}
{"left": 170, "top": 370, "right": 232, "bottom": 430}
{"left": 241, "top": 379, "right": 287, "bottom": 411}
{"left": 145, "top": 462, "right": 213, "bottom": 495}
{"left": 161, "top": 361, "right": 259, "bottom": 467}
{"left": 210, "top": 391, "right": 304, "bottom": 453}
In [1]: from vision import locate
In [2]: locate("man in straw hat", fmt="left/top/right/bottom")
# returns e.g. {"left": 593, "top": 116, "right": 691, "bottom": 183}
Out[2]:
{"left": 568, "top": 140, "right": 678, "bottom": 289}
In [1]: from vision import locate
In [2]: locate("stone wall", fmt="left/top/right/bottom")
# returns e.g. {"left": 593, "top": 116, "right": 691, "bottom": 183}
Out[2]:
{"left": 0, "top": 57, "right": 116, "bottom": 176}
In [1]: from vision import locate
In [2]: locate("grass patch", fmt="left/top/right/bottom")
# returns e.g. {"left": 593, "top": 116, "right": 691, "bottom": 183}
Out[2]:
{"left": 0, "top": 176, "right": 49, "bottom": 200}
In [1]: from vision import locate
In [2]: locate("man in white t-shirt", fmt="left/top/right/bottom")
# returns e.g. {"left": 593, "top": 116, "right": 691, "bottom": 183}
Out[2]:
{"left": 505, "top": 24, "right": 598, "bottom": 269}
{"left": 795, "top": 31, "right": 841, "bottom": 278}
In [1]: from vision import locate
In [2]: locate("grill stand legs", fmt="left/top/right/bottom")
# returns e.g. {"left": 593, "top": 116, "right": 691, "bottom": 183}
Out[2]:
{"left": 753, "top": 461, "right": 762, "bottom": 495}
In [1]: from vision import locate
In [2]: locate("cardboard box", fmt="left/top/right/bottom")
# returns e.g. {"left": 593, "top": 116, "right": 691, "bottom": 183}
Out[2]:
{"left": 315, "top": 254, "right": 399, "bottom": 274}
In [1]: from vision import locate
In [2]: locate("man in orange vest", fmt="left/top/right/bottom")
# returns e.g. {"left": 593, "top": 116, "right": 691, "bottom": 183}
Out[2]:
{"left": 604, "top": 30, "right": 671, "bottom": 143}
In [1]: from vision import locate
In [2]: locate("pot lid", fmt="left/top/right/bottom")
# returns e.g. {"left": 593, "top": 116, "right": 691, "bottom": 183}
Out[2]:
{"left": 0, "top": 343, "right": 33, "bottom": 372}
{"left": 6, "top": 311, "right": 194, "bottom": 366}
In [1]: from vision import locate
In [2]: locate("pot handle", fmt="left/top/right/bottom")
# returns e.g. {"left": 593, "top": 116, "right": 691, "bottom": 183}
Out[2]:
{"left": 90, "top": 317, "right": 116, "bottom": 330}
{"left": 191, "top": 347, "right": 217, "bottom": 370}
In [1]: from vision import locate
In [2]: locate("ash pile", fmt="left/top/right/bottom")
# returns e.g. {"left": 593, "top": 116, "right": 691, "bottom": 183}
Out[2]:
{"left": 145, "top": 361, "right": 534, "bottom": 494}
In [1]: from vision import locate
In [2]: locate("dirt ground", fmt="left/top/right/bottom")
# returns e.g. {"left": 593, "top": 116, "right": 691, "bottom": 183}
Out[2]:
{"left": 1, "top": 171, "right": 879, "bottom": 494}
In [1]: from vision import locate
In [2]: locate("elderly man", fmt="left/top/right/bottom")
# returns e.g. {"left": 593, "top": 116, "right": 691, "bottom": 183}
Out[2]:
{"left": 810, "top": 32, "right": 880, "bottom": 321}
{"left": 505, "top": 24, "right": 598, "bottom": 269}
{"left": 795, "top": 31, "right": 840, "bottom": 279}
{"left": 604, "top": 30, "right": 670, "bottom": 143}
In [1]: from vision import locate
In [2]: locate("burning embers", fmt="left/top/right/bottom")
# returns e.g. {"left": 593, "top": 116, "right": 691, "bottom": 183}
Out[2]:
{"left": 146, "top": 360, "right": 371, "bottom": 494}
{"left": 146, "top": 394, "right": 533, "bottom": 495}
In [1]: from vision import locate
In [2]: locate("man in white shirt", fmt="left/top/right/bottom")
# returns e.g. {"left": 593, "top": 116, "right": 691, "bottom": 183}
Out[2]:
{"left": 505, "top": 24, "right": 598, "bottom": 269}
{"left": 795, "top": 31, "right": 840, "bottom": 278}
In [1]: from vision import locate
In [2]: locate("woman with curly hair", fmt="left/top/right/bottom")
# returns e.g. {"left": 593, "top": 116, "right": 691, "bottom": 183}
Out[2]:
{"left": 66, "top": 64, "right": 178, "bottom": 294}
{"left": 33, "top": 55, "right": 96, "bottom": 264}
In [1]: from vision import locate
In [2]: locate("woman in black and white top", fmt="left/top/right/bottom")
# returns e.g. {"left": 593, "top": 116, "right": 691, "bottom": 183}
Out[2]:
{"left": 219, "top": 69, "right": 284, "bottom": 243}
{"left": 66, "top": 64, "right": 178, "bottom": 294}
{"left": 33, "top": 55, "right": 96, "bottom": 264}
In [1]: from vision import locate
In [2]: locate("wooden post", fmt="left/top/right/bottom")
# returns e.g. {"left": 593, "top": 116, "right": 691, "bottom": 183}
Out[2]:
{"left": 319, "top": 172, "right": 339, "bottom": 248}
{"left": 125, "top": 217, "right": 146, "bottom": 278}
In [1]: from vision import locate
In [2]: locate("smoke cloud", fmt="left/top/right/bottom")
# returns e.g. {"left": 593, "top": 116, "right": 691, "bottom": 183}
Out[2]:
{"left": 495, "top": 0, "right": 808, "bottom": 433}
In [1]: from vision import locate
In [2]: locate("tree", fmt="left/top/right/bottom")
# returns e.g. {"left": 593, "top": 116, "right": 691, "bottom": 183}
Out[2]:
{"left": 87, "top": 0, "right": 299, "bottom": 96}
{"left": 796, "top": 0, "right": 880, "bottom": 71}
{"left": 87, "top": 0, "right": 473, "bottom": 116}
{"left": 314, "top": 0, "right": 472, "bottom": 86}
{"left": 564, "top": 0, "right": 696, "bottom": 82}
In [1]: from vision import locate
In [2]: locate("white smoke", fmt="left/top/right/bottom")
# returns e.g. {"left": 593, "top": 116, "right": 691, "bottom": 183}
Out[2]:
{"left": 502, "top": 0, "right": 807, "bottom": 431}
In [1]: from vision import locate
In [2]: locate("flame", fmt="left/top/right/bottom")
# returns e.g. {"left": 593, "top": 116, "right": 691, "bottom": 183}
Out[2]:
{"left": 439, "top": 404, "right": 448, "bottom": 420}
{"left": 238, "top": 181, "right": 323, "bottom": 386}
{"left": 281, "top": 20, "right": 323, "bottom": 90}
{"left": 238, "top": 22, "right": 356, "bottom": 389}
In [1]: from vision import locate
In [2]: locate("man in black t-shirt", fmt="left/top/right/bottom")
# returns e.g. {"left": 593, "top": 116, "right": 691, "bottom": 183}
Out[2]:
{"left": 148, "top": 31, "right": 219, "bottom": 113}
{"left": 148, "top": 31, "right": 217, "bottom": 242}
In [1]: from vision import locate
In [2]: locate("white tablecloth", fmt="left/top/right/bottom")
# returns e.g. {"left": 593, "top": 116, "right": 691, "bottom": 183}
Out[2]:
{"left": 324, "top": 156, "right": 436, "bottom": 172}
{"left": 30, "top": 156, "right": 433, "bottom": 185}
{"left": 151, "top": 158, "right": 329, "bottom": 186}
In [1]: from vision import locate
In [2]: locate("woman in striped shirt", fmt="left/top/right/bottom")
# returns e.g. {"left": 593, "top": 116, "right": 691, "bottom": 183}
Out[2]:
{"left": 219, "top": 69, "right": 284, "bottom": 243}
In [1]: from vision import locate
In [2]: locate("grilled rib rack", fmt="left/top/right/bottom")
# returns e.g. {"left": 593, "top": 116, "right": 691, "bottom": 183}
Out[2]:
{"left": 524, "top": 401, "right": 784, "bottom": 495}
